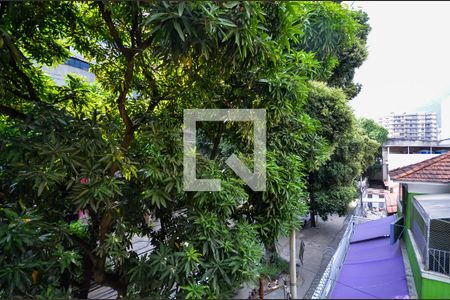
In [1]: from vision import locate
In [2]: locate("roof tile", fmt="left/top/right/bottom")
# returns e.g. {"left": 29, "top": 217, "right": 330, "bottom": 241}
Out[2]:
{"left": 389, "top": 152, "right": 450, "bottom": 183}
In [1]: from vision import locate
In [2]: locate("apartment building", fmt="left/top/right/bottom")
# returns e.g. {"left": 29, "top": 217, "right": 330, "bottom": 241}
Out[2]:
{"left": 442, "top": 97, "right": 450, "bottom": 140}
{"left": 379, "top": 112, "right": 439, "bottom": 141}
{"left": 41, "top": 50, "right": 95, "bottom": 85}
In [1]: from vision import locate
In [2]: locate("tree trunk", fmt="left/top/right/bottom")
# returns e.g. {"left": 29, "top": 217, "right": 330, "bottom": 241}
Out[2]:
{"left": 265, "top": 240, "right": 278, "bottom": 264}
{"left": 310, "top": 211, "right": 316, "bottom": 228}
{"left": 78, "top": 254, "right": 94, "bottom": 299}
{"left": 259, "top": 277, "right": 264, "bottom": 300}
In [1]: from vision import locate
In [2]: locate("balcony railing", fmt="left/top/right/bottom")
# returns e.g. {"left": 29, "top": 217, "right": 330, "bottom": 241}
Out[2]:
{"left": 428, "top": 248, "right": 450, "bottom": 276}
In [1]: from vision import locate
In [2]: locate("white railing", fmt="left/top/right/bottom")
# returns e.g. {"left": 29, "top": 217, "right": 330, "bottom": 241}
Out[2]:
{"left": 312, "top": 215, "right": 372, "bottom": 299}
{"left": 312, "top": 216, "right": 357, "bottom": 299}
{"left": 428, "top": 248, "right": 450, "bottom": 276}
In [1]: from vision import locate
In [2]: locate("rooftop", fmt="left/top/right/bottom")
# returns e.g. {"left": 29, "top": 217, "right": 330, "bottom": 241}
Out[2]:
{"left": 414, "top": 194, "right": 450, "bottom": 220}
{"left": 389, "top": 152, "right": 450, "bottom": 184}
{"left": 383, "top": 138, "right": 450, "bottom": 147}
{"left": 330, "top": 216, "right": 410, "bottom": 299}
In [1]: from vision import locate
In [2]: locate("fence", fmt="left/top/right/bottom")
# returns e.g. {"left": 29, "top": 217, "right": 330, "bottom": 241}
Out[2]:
{"left": 411, "top": 197, "right": 450, "bottom": 276}
{"left": 311, "top": 215, "right": 370, "bottom": 299}
{"left": 428, "top": 248, "right": 450, "bottom": 276}
{"left": 411, "top": 198, "right": 428, "bottom": 263}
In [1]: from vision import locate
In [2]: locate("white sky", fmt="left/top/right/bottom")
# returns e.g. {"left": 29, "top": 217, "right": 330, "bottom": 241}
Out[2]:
{"left": 346, "top": 1, "right": 450, "bottom": 121}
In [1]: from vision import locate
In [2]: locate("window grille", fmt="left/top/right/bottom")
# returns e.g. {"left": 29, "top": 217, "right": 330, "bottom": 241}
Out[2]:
{"left": 411, "top": 197, "right": 450, "bottom": 276}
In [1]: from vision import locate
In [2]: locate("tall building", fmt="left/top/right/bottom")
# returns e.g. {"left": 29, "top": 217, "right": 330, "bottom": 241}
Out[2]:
{"left": 41, "top": 50, "right": 95, "bottom": 85}
{"left": 442, "top": 97, "right": 450, "bottom": 140}
{"left": 379, "top": 112, "right": 439, "bottom": 141}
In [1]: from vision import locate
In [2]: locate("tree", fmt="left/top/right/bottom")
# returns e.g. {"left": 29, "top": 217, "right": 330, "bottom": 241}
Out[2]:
{"left": 359, "top": 118, "right": 388, "bottom": 182}
{"left": 0, "top": 1, "right": 371, "bottom": 298}
{"left": 293, "top": 3, "right": 373, "bottom": 226}
{"left": 308, "top": 124, "right": 379, "bottom": 224}
{"left": 359, "top": 118, "right": 389, "bottom": 145}
{"left": 303, "top": 82, "right": 354, "bottom": 226}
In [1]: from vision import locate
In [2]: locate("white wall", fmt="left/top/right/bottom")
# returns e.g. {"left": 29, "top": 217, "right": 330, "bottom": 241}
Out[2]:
{"left": 387, "top": 153, "right": 439, "bottom": 170}
{"left": 42, "top": 64, "right": 95, "bottom": 86}
{"left": 408, "top": 183, "right": 450, "bottom": 194}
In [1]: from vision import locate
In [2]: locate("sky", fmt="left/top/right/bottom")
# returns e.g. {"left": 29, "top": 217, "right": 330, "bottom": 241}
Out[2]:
{"left": 346, "top": 1, "right": 450, "bottom": 121}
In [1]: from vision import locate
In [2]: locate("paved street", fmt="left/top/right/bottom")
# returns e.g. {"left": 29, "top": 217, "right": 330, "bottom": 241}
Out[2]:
{"left": 234, "top": 202, "right": 356, "bottom": 299}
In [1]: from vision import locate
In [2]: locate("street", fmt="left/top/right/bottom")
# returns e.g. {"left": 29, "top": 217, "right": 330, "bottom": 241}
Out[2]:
{"left": 234, "top": 202, "right": 356, "bottom": 299}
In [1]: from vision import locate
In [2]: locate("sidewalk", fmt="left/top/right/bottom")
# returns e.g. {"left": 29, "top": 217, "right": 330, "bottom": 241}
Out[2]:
{"left": 234, "top": 210, "right": 354, "bottom": 299}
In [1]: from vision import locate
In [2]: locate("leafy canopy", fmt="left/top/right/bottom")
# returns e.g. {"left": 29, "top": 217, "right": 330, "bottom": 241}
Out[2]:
{"left": 0, "top": 1, "right": 371, "bottom": 298}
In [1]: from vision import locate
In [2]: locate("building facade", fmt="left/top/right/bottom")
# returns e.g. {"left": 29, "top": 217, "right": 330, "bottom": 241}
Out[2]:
{"left": 381, "top": 139, "right": 450, "bottom": 183}
{"left": 390, "top": 153, "right": 450, "bottom": 299}
{"left": 41, "top": 50, "right": 95, "bottom": 85}
{"left": 442, "top": 97, "right": 450, "bottom": 140}
{"left": 379, "top": 112, "right": 439, "bottom": 141}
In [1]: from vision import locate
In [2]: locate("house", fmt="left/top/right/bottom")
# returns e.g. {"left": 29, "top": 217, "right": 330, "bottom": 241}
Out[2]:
{"left": 382, "top": 138, "right": 450, "bottom": 183}
{"left": 362, "top": 188, "right": 388, "bottom": 219}
{"left": 390, "top": 151, "right": 450, "bottom": 298}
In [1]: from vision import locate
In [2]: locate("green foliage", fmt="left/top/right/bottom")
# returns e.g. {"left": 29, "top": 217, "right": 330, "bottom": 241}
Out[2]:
{"left": 308, "top": 123, "right": 380, "bottom": 220}
{"left": 359, "top": 118, "right": 388, "bottom": 145}
{"left": 0, "top": 0, "right": 373, "bottom": 298}
{"left": 358, "top": 117, "right": 388, "bottom": 179}
{"left": 0, "top": 207, "right": 82, "bottom": 298}
{"left": 327, "top": 9, "right": 370, "bottom": 99}
{"left": 259, "top": 256, "right": 290, "bottom": 280}
{"left": 68, "top": 219, "right": 88, "bottom": 238}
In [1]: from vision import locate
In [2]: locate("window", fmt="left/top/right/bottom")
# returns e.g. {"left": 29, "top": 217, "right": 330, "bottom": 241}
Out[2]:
{"left": 65, "top": 57, "right": 90, "bottom": 71}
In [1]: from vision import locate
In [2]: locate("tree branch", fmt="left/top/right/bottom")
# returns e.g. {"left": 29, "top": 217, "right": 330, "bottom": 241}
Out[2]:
{"left": 2, "top": 30, "right": 41, "bottom": 103}
{"left": 210, "top": 123, "right": 224, "bottom": 160}
{"left": 117, "top": 58, "right": 136, "bottom": 152}
{"left": 130, "top": 1, "right": 139, "bottom": 48}
{"left": 97, "top": 1, "right": 125, "bottom": 53}
{"left": 69, "top": 234, "right": 97, "bottom": 265}
{"left": 0, "top": 104, "right": 26, "bottom": 120}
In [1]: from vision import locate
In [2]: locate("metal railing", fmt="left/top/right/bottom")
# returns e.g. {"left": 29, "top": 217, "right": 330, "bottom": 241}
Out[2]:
{"left": 428, "top": 248, "right": 450, "bottom": 276}
{"left": 312, "top": 216, "right": 368, "bottom": 299}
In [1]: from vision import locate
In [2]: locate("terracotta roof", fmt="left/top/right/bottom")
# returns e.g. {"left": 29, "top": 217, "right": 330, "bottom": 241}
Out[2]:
{"left": 390, "top": 152, "right": 450, "bottom": 184}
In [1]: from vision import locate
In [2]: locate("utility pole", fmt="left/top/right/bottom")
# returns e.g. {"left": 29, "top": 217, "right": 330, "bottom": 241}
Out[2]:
{"left": 289, "top": 229, "right": 297, "bottom": 299}
{"left": 359, "top": 176, "right": 364, "bottom": 216}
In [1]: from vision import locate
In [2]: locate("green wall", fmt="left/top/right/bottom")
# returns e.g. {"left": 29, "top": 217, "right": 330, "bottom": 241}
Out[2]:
{"left": 405, "top": 230, "right": 423, "bottom": 296}
{"left": 403, "top": 188, "right": 450, "bottom": 299}
{"left": 404, "top": 191, "right": 422, "bottom": 230}
{"left": 421, "top": 277, "right": 450, "bottom": 299}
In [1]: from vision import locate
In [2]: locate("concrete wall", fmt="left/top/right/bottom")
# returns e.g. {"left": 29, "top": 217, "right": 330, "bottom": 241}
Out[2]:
{"left": 405, "top": 229, "right": 450, "bottom": 298}
{"left": 407, "top": 183, "right": 450, "bottom": 194}
{"left": 402, "top": 186, "right": 450, "bottom": 298}
{"left": 387, "top": 153, "right": 438, "bottom": 170}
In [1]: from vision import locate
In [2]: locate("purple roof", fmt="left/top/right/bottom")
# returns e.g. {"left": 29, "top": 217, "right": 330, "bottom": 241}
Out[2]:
{"left": 350, "top": 215, "right": 396, "bottom": 243}
{"left": 330, "top": 216, "right": 410, "bottom": 299}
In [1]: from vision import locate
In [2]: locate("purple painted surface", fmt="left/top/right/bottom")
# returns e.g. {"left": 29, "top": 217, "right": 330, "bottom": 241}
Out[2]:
{"left": 350, "top": 215, "right": 396, "bottom": 243}
{"left": 330, "top": 216, "right": 409, "bottom": 299}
